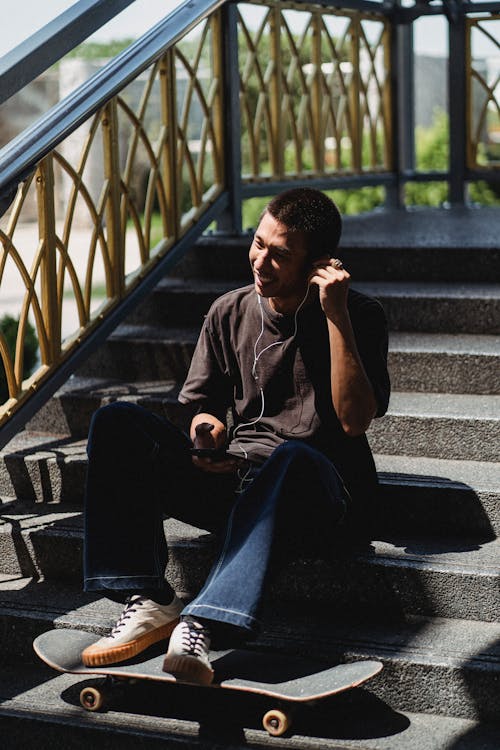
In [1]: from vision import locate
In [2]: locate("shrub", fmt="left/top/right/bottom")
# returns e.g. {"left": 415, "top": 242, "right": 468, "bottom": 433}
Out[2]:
{"left": 0, "top": 315, "right": 38, "bottom": 403}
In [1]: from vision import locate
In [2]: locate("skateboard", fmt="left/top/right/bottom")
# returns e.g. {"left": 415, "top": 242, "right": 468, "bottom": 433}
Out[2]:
{"left": 34, "top": 628, "right": 383, "bottom": 737}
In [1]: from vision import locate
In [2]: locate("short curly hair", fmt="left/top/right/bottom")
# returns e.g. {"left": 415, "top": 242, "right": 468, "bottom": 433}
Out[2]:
{"left": 264, "top": 188, "right": 342, "bottom": 260}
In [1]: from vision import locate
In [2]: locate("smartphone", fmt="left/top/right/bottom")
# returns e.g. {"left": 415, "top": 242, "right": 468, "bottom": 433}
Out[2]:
{"left": 190, "top": 447, "right": 228, "bottom": 460}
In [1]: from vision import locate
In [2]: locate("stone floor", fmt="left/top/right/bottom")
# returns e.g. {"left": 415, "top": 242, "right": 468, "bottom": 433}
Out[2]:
{"left": 341, "top": 205, "right": 500, "bottom": 249}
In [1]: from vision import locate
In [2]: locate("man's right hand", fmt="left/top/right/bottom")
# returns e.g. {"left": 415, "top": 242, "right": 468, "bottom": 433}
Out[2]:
{"left": 191, "top": 418, "right": 240, "bottom": 474}
{"left": 193, "top": 421, "right": 217, "bottom": 450}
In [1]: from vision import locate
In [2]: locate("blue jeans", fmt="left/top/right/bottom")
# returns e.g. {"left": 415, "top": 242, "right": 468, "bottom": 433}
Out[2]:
{"left": 84, "top": 402, "right": 348, "bottom": 637}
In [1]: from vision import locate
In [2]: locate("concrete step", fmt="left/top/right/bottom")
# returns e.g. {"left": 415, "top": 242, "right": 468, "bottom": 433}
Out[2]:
{"left": 261, "top": 609, "right": 500, "bottom": 725}
{"left": 342, "top": 245, "right": 500, "bottom": 284}
{"left": 0, "top": 509, "right": 498, "bottom": 622}
{"left": 27, "top": 334, "right": 500, "bottom": 441}
{"left": 1, "top": 664, "right": 500, "bottom": 750}
{"left": 374, "top": 454, "right": 500, "bottom": 538}
{"left": 76, "top": 324, "right": 198, "bottom": 382}
{"left": 0, "top": 432, "right": 88, "bottom": 505}
{"left": 0, "top": 578, "right": 499, "bottom": 723}
{"left": 354, "top": 281, "right": 500, "bottom": 335}
{"left": 127, "top": 276, "right": 500, "bottom": 335}
{"left": 26, "top": 377, "right": 192, "bottom": 439}
{"left": 2, "top": 429, "right": 498, "bottom": 535}
{"left": 340, "top": 207, "right": 500, "bottom": 283}
{"left": 128, "top": 277, "right": 240, "bottom": 328}
{"left": 182, "top": 212, "right": 500, "bottom": 283}
{"left": 77, "top": 319, "right": 499, "bottom": 394}
{"left": 368, "top": 392, "right": 500, "bottom": 461}
{"left": 2, "top": 664, "right": 500, "bottom": 750}
{"left": 388, "top": 332, "right": 500, "bottom": 395}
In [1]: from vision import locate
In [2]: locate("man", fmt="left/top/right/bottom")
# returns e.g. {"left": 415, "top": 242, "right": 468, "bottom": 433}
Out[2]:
{"left": 82, "top": 187, "right": 390, "bottom": 686}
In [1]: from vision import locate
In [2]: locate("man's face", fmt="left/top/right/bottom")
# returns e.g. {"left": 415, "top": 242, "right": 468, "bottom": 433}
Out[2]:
{"left": 249, "top": 211, "right": 310, "bottom": 311}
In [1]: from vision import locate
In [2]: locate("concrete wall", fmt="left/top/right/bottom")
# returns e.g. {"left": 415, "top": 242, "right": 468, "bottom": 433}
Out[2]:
{"left": 0, "top": 73, "right": 59, "bottom": 221}
{"left": 414, "top": 54, "right": 447, "bottom": 129}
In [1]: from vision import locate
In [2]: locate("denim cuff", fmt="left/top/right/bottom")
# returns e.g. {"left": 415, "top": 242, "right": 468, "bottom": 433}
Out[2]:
{"left": 182, "top": 602, "right": 260, "bottom": 633}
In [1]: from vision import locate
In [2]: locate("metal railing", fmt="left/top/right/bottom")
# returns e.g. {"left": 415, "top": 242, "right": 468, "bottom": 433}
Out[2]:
{"left": 466, "top": 12, "right": 500, "bottom": 171}
{"left": 238, "top": 1, "right": 392, "bottom": 182}
{"left": 0, "top": 0, "right": 228, "bottom": 444}
{"left": 0, "top": 0, "right": 499, "bottom": 447}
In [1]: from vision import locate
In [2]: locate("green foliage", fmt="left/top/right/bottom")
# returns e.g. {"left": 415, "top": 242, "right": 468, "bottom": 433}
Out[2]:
{"left": 241, "top": 109, "right": 500, "bottom": 218}
{"left": 66, "top": 40, "right": 134, "bottom": 60}
{"left": 242, "top": 197, "right": 272, "bottom": 231}
{"left": 469, "top": 180, "right": 500, "bottom": 205}
{"left": 405, "top": 180, "right": 448, "bottom": 207}
{"left": 415, "top": 109, "right": 449, "bottom": 171}
{"left": 405, "top": 109, "right": 500, "bottom": 207}
{"left": 241, "top": 186, "right": 385, "bottom": 231}
{"left": 405, "top": 108, "right": 449, "bottom": 207}
{"left": 0, "top": 315, "right": 38, "bottom": 403}
{"left": 328, "top": 187, "right": 385, "bottom": 215}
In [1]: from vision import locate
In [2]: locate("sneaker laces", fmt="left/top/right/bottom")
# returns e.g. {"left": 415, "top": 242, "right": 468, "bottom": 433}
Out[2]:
{"left": 181, "top": 617, "right": 210, "bottom": 657}
{"left": 110, "top": 595, "right": 145, "bottom": 638}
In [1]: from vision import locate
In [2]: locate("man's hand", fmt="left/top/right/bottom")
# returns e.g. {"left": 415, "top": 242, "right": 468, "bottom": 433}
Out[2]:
{"left": 190, "top": 415, "right": 241, "bottom": 474}
{"left": 308, "top": 257, "right": 377, "bottom": 436}
{"left": 309, "top": 257, "right": 350, "bottom": 323}
{"left": 193, "top": 421, "right": 217, "bottom": 450}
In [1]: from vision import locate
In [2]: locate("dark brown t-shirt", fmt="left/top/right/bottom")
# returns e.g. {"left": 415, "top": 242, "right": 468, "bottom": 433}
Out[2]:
{"left": 179, "top": 284, "right": 390, "bottom": 507}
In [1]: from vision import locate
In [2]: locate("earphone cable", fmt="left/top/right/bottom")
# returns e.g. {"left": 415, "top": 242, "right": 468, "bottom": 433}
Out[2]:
{"left": 233, "top": 287, "right": 310, "bottom": 489}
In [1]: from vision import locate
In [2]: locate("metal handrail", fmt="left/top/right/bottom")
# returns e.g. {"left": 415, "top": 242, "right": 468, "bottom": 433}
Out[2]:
{"left": 0, "top": 0, "right": 136, "bottom": 107}
{"left": 0, "top": 0, "right": 225, "bottom": 198}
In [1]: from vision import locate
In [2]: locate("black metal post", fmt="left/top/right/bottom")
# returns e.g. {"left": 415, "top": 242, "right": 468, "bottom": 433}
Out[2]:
{"left": 217, "top": 2, "right": 243, "bottom": 234}
{"left": 448, "top": 5, "right": 467, "bottom": 204}
{"left": 386, "top": 8, "right": 415, "bottom": 209}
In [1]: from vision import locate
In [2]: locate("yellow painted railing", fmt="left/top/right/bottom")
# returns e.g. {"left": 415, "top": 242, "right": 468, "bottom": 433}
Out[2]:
{"left": 466, "top": 13, "right": 500, "bottom": 170}
{"left": 0, "top": 11, "right": 225, "bottom": 425}
{"left": 0, "top": 1, "right": 395, "bottom": 428}
{"left": 238, "top": 0, "right": 392, "bottom": 182}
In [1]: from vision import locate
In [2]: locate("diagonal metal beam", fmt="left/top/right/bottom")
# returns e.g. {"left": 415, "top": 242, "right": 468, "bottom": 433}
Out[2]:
{"left": 0, "top": 0, "right": 136, "bottom": 107}
{"left": 0, "top": 0, "right": 226, "bottom": 198}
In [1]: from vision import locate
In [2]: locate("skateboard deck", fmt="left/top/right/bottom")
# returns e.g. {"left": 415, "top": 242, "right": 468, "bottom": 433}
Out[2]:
{"left": 34, "top": 628, "right": 383, "bottom": 736}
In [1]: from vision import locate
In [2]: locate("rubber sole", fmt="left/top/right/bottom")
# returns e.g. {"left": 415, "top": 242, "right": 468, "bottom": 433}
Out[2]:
{"left": 163, "top": 653, "right": 214, "bottom": 686}
{"left": 81, "top": 618, "right": 180, "bottom": 667}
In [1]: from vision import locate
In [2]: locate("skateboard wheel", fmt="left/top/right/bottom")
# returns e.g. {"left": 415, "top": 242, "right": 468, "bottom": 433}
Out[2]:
{"left": 80, "top": 686, "right": 105, "bottom": 711}
{"left": 262, "top": 709, "right": 291, "bottom": 737}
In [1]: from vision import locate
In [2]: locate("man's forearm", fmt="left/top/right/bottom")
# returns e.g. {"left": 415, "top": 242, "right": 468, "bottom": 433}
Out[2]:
{"left": 328, "top": 316, "right": 377, "bottom": 437}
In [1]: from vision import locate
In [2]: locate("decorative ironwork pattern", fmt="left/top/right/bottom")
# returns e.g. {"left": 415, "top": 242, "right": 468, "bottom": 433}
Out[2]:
{"left": 467, "top": 13, "right": 500, "bottom": 170}
{"left": 0, "top": 12, "right": 223, "bottom": 421}
{"left": 238, "top": 0, "right": 391, "bottom": 182}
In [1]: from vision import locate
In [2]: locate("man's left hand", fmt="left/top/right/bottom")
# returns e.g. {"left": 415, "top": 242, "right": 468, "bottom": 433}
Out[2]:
{"left": 309, "top": 257, "right": 350, "bottom": 323}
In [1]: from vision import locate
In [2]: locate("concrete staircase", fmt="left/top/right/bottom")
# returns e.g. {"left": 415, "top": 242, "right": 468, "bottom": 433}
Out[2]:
{"left": 0, "top": 209, "right": 499, "bottom": 748}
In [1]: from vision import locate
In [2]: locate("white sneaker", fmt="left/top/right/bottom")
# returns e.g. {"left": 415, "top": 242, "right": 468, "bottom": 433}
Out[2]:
{"left": 82, "top": 594, "right": 184, "bottom": 667}
{"left": 163, "top": 616, "right": 214, "bottom": 685}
